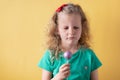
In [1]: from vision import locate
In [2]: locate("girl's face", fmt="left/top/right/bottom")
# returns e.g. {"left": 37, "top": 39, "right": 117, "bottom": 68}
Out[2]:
{"left": 57, "top": 13, "right": 82, "bottom": 47}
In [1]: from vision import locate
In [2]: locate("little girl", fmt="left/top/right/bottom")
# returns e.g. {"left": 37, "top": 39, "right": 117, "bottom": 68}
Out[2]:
{"left": 38, "top": 3, "right": 102, "bottom": 80}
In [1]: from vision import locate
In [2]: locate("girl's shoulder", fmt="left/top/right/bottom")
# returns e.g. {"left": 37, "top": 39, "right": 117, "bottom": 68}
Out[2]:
{"left": 79, "top": 46, "right": 96, "bottom": 56}
{"left": 80, "top": 46, "right": 94, "bottom": 52}
{"left": 43, "top": 49, "right": 54, "bottom": 56}
{"left": 43, "top": 49, "right": 58, "bottom": 64}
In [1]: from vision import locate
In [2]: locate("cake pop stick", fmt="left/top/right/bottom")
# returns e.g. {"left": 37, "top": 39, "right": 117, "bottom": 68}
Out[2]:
{"left": 64, "top": 51, "right": 72, "bottom": 80}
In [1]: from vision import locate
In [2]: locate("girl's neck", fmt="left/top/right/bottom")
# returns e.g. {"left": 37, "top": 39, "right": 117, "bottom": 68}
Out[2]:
{"left": 61, "top": 44, "right": 80, "bottom": 54}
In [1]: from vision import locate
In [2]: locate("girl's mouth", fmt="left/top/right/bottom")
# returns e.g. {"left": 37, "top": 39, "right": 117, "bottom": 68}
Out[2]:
{"left": 68, "top": 37, "right": 75, "bottom": 40}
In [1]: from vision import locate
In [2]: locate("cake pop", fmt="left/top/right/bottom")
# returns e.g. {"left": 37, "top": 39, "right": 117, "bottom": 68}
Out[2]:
{"left": 64, "top": 51, "right": 72, "bottom": 63}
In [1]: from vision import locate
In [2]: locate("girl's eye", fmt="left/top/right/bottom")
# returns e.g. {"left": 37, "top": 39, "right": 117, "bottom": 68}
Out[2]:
{"left": 64, "top": 27, "right": 69, "bottom": 30}
{"left": 74, "top": 26, "right": 79, "bottom": 29}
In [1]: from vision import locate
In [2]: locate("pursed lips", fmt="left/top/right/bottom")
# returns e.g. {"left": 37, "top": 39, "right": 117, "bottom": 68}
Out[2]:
{"left": 67, "top": 36, "right": 75, "bottom": 40}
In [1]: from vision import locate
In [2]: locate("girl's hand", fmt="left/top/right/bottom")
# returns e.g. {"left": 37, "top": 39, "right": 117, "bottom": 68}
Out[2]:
{"left": 52, "top": 63, "right": 70, "bottom": 80}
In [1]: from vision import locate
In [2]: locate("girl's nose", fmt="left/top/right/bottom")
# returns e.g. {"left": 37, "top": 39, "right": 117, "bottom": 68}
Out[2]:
{"left": 69, "top": 27, "right": 74, "bottom": 35}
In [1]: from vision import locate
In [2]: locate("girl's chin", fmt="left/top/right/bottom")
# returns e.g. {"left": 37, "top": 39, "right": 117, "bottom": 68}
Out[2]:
{"left": 67, "top": 42, "right": 77, "bottom": 46}
{"left": 62, "top": 40, "right": 78, "bottom": 46}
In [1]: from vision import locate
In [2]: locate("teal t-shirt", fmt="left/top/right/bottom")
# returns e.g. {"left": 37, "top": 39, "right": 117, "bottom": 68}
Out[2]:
{"left": 38, "top": 47, "right": 102, "bottom": 80}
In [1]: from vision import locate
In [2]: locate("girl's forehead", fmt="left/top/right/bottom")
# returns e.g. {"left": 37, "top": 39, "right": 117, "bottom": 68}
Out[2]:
{"left": 58, "top": 12, "right": 81, "bottom": 20}
{"left": 57, "top": 12, "right": 81, "bottom": 23}
{"left": 58, "top": 12, "right": 80, "bottom": 16}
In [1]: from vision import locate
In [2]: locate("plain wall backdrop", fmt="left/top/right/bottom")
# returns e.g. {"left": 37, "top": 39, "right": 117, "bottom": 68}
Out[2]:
{"left": 0, "top": 0, "right": 120, "bottom": 80}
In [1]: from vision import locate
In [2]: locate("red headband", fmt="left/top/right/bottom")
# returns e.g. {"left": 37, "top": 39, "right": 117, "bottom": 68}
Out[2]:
{"left": 56, "top": 4, "right": 67, "bottom": 12}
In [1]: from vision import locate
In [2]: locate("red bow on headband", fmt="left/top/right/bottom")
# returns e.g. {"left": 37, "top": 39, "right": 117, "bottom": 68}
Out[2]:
{"left": 56, "top": 4, "right": 67, "bottom": 12}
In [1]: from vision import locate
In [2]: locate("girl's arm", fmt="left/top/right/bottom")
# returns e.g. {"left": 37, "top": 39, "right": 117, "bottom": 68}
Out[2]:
{"left": 41, "top": 69, "right": 52, "bottom": 80}
{"left": 90, "top": 69, "right": 98, "bottom": 80}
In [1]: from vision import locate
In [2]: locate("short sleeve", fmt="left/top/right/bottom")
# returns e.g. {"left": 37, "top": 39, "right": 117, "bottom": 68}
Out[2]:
{"left": 90, "top": 49, "right": 102, "bottom": 72}
{"left": 38, "top": 50, "right": 53, "bottom": 72}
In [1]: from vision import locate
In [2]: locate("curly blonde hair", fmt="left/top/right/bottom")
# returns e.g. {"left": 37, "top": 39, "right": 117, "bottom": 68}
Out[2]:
{"left": 46, "top": 3, "right": 90, "bottom": 57}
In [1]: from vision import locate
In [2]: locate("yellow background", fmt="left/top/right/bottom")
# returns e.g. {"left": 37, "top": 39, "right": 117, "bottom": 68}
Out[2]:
{"left": 0, "top": 0, "right": 120, "bottom": 80}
